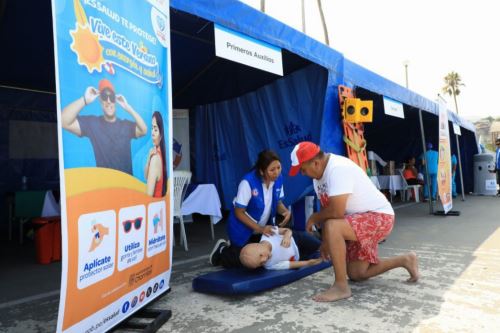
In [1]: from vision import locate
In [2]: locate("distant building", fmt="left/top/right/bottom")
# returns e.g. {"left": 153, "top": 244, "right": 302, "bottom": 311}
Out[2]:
{"left": 490, "top": 121, "right": 500, "bottom": 143}
{"left": 474, "top": 120, "right": 491, "bottom": 144}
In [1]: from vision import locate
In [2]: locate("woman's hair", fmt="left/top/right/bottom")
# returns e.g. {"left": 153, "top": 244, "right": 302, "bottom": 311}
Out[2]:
{"left": 153, "top": 111, "right": 167, "bottom": 196}
{"left": 252, "top": 149, "right": 281, "bottom": 176}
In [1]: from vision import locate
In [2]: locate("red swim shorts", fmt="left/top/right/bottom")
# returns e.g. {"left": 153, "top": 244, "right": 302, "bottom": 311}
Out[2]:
{"left": 345, "top": 212, "right": 395, "bottom": 264}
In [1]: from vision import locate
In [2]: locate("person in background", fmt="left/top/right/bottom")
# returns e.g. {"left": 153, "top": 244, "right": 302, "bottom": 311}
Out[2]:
{"left": 403, "top": 157, "right": 424, "bottom": 185}
{"left": 451, "top": 153, "right": 458, "bottom": 198}
{"left": 420, "top": 142, "right": 439, "bottom": 201}
{"left": 209, "top": 150, "right": 292, "bottom": 268}
{"left": 289, "top": 141, "right": 419, "bottom": 302}
{"left": 145, "top": 112, "right": 167, "bottom": 197}
{"left": 496, "top": 138, "right": 500, "bottom": 197}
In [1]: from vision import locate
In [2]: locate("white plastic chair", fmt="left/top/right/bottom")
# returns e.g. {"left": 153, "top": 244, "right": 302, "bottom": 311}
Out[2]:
{"left": 398, "top": 169, "right": 421, "bottom": 202}
{"left": 173, "top": 170, "right": 192, "bottom": 251}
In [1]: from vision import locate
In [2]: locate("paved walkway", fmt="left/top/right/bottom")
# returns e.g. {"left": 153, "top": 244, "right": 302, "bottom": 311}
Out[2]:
{"left": 1, "top": 195, "right": 500, "bottom": 332}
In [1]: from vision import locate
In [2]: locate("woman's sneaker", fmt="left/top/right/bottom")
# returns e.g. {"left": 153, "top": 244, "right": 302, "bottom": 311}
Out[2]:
{"left": 209, "top": 239, "right": 228, "bottom": 266}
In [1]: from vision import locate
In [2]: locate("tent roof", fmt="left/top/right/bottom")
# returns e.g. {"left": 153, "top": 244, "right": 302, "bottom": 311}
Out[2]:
{"left": 344, "top": 59, "right": 475, "bottom": 132}
{"left": 171, "top": 0, "right": 344, "bottom": 73}
{"left": 171, "top": 0, "right": 474, "bottom": 132}
{"left": 0, "top": 0, "right": 475, "bottom": 132}
{"left": 0, "top": 0, "right": 55, "bottom": 92}
{"left": 169, "top": 7, "right": 312, "bottom": 107}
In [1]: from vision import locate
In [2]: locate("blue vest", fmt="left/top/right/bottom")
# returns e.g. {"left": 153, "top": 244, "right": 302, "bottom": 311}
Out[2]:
{"left": 227, "top": 171, "right": 283, "bottom": 247}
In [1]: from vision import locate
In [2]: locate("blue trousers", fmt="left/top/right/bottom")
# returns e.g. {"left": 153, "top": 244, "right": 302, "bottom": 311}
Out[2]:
{"left": 423, "top": 173, "right": 438, "bottom": 199}
{"left": 452, "top": 172, "right": 457, "bottom": 196}
{"left": 292, "top": 230, "right": 321, "bottom": 260}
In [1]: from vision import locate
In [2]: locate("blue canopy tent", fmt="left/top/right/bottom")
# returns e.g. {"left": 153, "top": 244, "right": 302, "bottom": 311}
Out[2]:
{"left": 344, "top": 60, "right": 476, "bottom": 196}
{"left": 169, "top": 0, "right": 477, "bottom": 208}
{"left": 0, "top": 0, "right": 477, "bottom": 215}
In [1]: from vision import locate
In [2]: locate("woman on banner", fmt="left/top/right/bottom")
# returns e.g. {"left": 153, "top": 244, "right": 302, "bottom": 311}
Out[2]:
{"left": 145, "top": 111, "right": 167, "bottom": 197}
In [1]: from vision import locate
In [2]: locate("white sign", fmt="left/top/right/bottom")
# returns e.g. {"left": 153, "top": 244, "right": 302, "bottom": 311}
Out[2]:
{"left": 214, "top": 24, "right": 283, "bottom": 76}
{"left": 486, "top": 179, "right": 497, "bottom": 191}
{"left": 453, "top": 123, "right": 462, "bottom": 135}
{"left": 383, "top": 96, "right": 405, "bottom": 119}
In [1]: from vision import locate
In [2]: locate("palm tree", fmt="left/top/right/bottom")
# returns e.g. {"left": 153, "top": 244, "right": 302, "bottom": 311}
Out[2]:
{"left": 260, "top": 0, "right": 265, "bottom": 12}
{"left": 442, "top": 71, "right": 465, "bottom": 115}
{"left": 317, "top": 0, "right": 329, "bottom": 45}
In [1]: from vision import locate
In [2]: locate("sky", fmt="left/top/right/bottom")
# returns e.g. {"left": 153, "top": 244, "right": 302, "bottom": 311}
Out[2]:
{"left": 240, "top": 0, "right": 500, "bottom": 121}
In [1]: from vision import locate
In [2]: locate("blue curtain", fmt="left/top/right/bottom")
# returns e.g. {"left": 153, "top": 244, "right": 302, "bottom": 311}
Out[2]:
{"left": 193, "top": 64, "right": 329, "bottom": 209}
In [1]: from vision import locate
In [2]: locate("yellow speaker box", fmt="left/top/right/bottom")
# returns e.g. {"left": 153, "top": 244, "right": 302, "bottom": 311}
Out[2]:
{"left": 343, "top": 98, "right": 373, "bottom": 123}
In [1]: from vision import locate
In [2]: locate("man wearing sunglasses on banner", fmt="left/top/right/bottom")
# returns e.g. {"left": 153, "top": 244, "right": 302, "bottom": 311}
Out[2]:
{"left": 62, "top": 79, "right": 147, "bottom": 175}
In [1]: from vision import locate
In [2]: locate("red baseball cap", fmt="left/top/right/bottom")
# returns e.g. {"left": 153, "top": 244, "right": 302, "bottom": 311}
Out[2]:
{"left": 289, "top": 141, "right": 320, "bottom": 176}
{"left": 98, "top": 79, "right": 114, "bottom": 93}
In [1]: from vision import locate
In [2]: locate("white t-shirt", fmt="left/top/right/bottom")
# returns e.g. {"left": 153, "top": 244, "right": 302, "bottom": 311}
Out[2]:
{"left": 234, "top": 180, "right": 284, "bottom": 226}
{"left": 313, "top": 154, "right": 394, "bottom": 215}
{"left": 260, "top": 227, "right": 299, "bottom": 270}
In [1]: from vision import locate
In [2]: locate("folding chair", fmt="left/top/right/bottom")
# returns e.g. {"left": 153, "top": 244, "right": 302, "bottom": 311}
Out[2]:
{"left": 173, "top": 171, "right": 192, "bottom": 251}
{"left": 398, "top": 169, "right": 421, "bottom": 202}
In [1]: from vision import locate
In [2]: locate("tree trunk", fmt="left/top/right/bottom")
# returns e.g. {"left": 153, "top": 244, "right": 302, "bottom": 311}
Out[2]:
{"left": 317, "top": 0, "right": 329, "bottom": 45}
{"left": 260, "top": 0, "right": 265, "bottom": 13}
{"left": 453, "top": 89, "right": 459, "bottom": 115}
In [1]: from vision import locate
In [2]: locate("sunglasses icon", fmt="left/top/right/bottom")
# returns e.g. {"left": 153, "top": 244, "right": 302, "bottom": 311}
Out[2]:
{"left": 100, "top": 89, "right": 116, "bottom": 103}
{"left": 122, "top": 217, "right": 143, "bottom": 233}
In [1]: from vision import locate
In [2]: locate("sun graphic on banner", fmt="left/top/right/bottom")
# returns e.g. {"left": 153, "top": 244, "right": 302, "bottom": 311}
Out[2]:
{"left": 70, "top": 24, "right": 105, "bottom": 73}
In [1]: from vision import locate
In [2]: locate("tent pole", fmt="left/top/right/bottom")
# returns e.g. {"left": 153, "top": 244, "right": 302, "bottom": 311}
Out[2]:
{"left": 171, "top": 29, "right": 214, "bottom": 45}
{"left": 455, "top": 133, "right": 466, "bottom": 201}
{"left": 173, "top": 58, "right": 219, "bottom": 99}
{"left": 0, "top": 84, "right": 56, "bottom": 95}
{"left": 418, "top": 108, "right": 433, "bottom": 214}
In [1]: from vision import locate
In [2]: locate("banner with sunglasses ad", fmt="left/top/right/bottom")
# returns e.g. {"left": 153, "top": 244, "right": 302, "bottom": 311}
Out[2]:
{"left": 51, "top": 1, "right": 172, "bottom": 332}
{"left": 437, "top": 98, "right": 453, "bottom": 213}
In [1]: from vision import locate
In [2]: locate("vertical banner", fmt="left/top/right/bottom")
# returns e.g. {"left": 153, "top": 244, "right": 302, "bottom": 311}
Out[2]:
{"left": 51, "top": 1, "right": 172, "bottom": 332}
{"left": 437, "top": 98, "right": 452, "bottom": 213}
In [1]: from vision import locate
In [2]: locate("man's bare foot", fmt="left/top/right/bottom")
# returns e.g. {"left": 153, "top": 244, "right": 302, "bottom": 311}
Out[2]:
{"left": 312, "top": 283, "right": 352, "bottom": 302}
{"left": 405, "top": 252, "right": 419, "bottom": 282}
